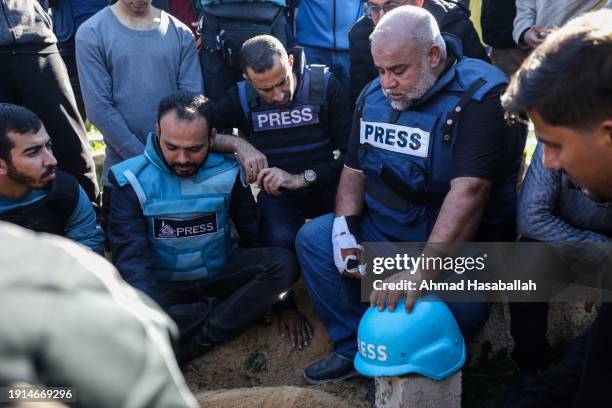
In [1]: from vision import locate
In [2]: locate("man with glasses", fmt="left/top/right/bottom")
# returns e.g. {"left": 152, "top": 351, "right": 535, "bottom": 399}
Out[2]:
{"left": 349, "top": 0, "right": 488, "bottom": 105}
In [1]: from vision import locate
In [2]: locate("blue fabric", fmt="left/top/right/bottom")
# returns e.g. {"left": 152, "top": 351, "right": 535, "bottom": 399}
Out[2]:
{"left": 111, "top": 133, "right": 239, "bottom": 281}
{"left": 295, "top": 0, "right": 362, "bottom": 51}
{"left": 51, "top": 0, "right": 107, "bottom": 43}
{"left": 256, "top": 185, "right": 335, "bottom": 250}
{"left": 296, "top": 213, "right": 489, "bottom": 359}
{"left": 0, "top": 187, "right": 104, "bottom": 255}
{"left": 302, "top": 46, "right": 350, "bottom": 93}
{"left": 358, "top": 35, "right": 511, "bottom": 242}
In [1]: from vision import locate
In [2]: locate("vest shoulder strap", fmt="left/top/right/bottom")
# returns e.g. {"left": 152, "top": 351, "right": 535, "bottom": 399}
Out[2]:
{"left": 308, "top": 64, "right": 326, "bottom": 107}
{"left": 441, "top": 78, "right": 486, "bottom": 147}
{"left": 45, "top": 170, "right": 81, "bottom": 221}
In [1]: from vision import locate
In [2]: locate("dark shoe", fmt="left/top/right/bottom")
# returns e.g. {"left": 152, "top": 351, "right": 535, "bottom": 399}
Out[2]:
{"left": 304, "top": 354, "right": 359, "bottom": 385}
{"left": 502, "top": 369, "right": 541, "bottom": 408}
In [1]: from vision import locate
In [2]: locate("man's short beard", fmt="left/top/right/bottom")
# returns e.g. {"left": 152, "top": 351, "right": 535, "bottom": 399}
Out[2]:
{"left": 7, "top": 162, "right": 38, "bottom": 186}
{"left": 383, "top": 66, "right": 438, "bottom": 111}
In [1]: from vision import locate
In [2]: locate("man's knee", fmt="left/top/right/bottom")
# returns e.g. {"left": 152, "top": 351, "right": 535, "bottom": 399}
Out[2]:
{"left": 296, "top": 214, "right": 333, "bottom": 255}
{"left": 258, "top": 247, "right": 300, "bottom": 289}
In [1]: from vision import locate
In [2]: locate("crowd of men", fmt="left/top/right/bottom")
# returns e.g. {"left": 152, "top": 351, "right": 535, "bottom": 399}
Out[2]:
{"left": 1, "top": 0, "right": 611, "bottom": 406}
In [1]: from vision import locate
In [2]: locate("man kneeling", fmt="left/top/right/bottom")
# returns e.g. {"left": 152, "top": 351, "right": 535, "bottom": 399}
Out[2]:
{"left": 108, "top": 91, "right": 299, "bottom": 363}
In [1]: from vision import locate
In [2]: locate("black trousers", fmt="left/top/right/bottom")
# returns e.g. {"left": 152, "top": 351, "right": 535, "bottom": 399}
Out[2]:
{"left": 143, "top": 247, "right": 299, "bottom": 344}
{"left": 518, "top": 302, "right": 612, "bottom": 407}
{"left": 0, "top": 50, "right": 100, "bottom": 205}
{"left": 58, "top": 45, "right": 87, "bottom": 123}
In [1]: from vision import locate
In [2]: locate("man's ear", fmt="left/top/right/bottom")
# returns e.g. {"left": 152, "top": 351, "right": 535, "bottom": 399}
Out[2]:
{"left": 0, "top": 158, "right": 8, "bottom": 176}
{"left": 209, "top": 127, "right": 217, "bottom": 147}
{"left": 416, "top": 0, "right": 425, "bottom": 7}
{"left": 287, "top": 53, "right": 294, "bottom": 68}
{"left": 155, "top": 122, "right": 161, "bottom": 135}
{"left": 428, "top": 45, "right": 442, "bottom": 68}
{"left": 599, "top": 119, "right": 612, "bottom": 146}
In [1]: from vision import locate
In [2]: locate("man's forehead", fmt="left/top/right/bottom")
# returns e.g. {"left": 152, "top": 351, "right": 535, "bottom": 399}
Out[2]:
{"left": 7, "top": 128, "right": 48, "bottom": 148}
{"left": 248, "top": 57, "right": 289, "bottom": 88}
{"left": 372, "top": 39, "right": 415, "bottom": 66}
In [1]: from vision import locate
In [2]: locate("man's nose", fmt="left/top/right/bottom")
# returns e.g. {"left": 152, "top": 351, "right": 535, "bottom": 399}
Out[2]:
{"left": 42, "top": 148, "right": 57, "bottom": 167}
{"left": 381, "top": 72, "right": 397, "bottom": 90}
{"left": 273, "top": 88, "right": 285, "bottom": 103}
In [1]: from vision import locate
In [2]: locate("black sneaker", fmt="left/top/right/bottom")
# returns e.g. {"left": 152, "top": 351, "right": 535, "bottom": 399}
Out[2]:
{"left": 304, "top": 354, "right": 359, "bottom": 385}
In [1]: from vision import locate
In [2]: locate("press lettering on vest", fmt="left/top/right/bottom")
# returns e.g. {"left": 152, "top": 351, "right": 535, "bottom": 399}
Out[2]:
{"left": 360, "top": 120, "right": 430, "bottom": 158}
{"left": 153, "top": 214, "right": 218, "bottom": 239}
{"left": 251, "top": 105, "right": 319, "bottom": 132}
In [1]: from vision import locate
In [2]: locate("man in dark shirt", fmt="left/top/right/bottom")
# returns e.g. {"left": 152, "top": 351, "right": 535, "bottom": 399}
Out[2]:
{"left": 107, "top": 91, "right": 300, "bottom": 364}
{"left": 349, "top": 0, "right": 489, "bottom": 105}
{"left": 212, "top": 35, "right": 351, "bottom": 251}
{"left": 296, "top": 5, "right": 525, "bottom": 383}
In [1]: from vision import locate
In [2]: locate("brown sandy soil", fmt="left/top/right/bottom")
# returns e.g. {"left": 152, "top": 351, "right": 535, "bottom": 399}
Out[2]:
{"left": 182, "top": 280, "right": 372, "bottom": 408}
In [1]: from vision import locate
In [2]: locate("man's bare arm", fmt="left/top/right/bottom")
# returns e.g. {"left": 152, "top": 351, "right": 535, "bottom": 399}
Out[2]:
{"left": 428, "top": 176, "right": 492, "bottom": 243}
{"left": 335, "top": 166, "right": 367, "bottom": 216}
{"left": 212, "top": 133, "right": 267, "bottom": 183}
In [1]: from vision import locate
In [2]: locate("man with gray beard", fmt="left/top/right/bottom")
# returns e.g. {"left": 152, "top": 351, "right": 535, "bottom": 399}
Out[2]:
{"left": 295, "top": 5, "right": 526, "bottom": 384}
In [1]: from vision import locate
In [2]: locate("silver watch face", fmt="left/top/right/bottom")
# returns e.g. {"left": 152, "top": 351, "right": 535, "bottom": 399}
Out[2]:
{"left": 304, "top": 169, "right": 317, "bottom": 183}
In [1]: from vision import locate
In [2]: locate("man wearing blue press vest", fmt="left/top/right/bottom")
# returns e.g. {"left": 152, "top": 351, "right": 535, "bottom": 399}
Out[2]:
{"left": 211, "top": 35, "right": 351, "bottom": 252}
{"left": 296, "top": 6, "right": 526, "bottom": 383}
{"left": 107, "top": 91, "right": 300, "bottom": 364}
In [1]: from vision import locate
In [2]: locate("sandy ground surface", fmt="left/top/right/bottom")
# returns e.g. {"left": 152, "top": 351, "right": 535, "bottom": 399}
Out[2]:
{"left": 182, "top": 281, "right": 373, "bottom": 408}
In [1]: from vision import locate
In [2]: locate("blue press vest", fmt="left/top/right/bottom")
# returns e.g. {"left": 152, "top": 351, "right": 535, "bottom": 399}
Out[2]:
{"left": 358, "top": 37, "right": 521, "bottom": 242}
{"left": 111, "top": 134, "right": 239, "bottom": 282}
{"left": 237, "top": 65, "right": 334, "bottom": 174}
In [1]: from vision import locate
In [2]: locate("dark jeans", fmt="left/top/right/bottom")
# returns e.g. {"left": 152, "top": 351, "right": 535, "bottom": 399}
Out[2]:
{"left": 518, "top": 303, "right": 612, "bottom": 407}
{"left": 257, "top": 185, "right": 336, "bottom": 251}
{"left": 0, "top": 50, "right": 100, "bottom": 205}
{"left": 143, "top": 247, "right": 299, "bottom": 344}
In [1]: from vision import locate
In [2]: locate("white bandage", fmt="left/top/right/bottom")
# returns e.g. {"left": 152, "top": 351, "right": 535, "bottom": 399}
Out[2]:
{"left": 332, "top": 216, "right": 365, "bottom": 275}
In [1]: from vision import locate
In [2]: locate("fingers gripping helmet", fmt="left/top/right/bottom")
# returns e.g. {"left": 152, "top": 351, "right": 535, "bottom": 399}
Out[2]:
{"left": 354, "top": 296, "right": 466, "bottom": 380}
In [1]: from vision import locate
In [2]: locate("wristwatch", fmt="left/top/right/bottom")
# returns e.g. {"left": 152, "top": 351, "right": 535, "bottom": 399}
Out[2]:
{"left": 304, "top": 169, "right": 317, "bottom": 185}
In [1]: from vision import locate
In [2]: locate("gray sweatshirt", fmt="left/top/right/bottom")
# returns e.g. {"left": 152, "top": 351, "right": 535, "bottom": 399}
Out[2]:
{"left": 76, "top": 6, "right": 203, "bottom": 184}
{"left": 0, "top": 0, "right": 56, "bottom": 46}
{"left": 517, "top": 143, "right": 612, "bottom": 242}
{"left": 513, "top": 0, "right": 610, "bottom": 47}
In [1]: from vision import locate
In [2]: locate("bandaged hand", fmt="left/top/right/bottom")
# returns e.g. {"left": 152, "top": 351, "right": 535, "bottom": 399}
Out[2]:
{"left": 332, "top": 216, "right": 366, "bottom": 278}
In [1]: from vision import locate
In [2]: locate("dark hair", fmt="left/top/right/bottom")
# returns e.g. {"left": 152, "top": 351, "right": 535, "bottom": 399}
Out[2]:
{"left": 0, "top": 103, "right": 42, "bottom": 163}
{"left": 240, "top": 35, "right": 288, "bottom": 75}
{"left": 502, "top": 10, "right": 612, "bottom": 129}
{"left": 157, "top": 91, "right": 214, "bottom": 130}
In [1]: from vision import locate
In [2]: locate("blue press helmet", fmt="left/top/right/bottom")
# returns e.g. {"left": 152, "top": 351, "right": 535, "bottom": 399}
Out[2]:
{"left": 354, "top": 295, "right": 466, "bottom": 380}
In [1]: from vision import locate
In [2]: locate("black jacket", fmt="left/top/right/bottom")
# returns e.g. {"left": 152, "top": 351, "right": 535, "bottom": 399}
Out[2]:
{"left": 480, "top": 0, "right": 518, "bottom": 49}
{"left": 348, "top": 0, "right": 489, "bottom": 105}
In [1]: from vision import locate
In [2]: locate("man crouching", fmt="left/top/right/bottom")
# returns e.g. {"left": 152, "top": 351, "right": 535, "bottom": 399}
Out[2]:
{"left": 108, "top": 90, "right": 299, "bottom": 363}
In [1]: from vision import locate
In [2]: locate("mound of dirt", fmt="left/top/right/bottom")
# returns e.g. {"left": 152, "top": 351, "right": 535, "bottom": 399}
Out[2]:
{"left": 195, "top": 386, "right": 351, "bottom": 408}
{"left": 182, "top": 280, "right": 372, "bottom": 408}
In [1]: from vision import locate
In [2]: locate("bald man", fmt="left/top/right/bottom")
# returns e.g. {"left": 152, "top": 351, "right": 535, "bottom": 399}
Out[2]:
{"left": 349, "top": 0, "right": 488, "bottom": 105}
{"left": 296, "top": 6, "right": 526, "bottom": 384}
